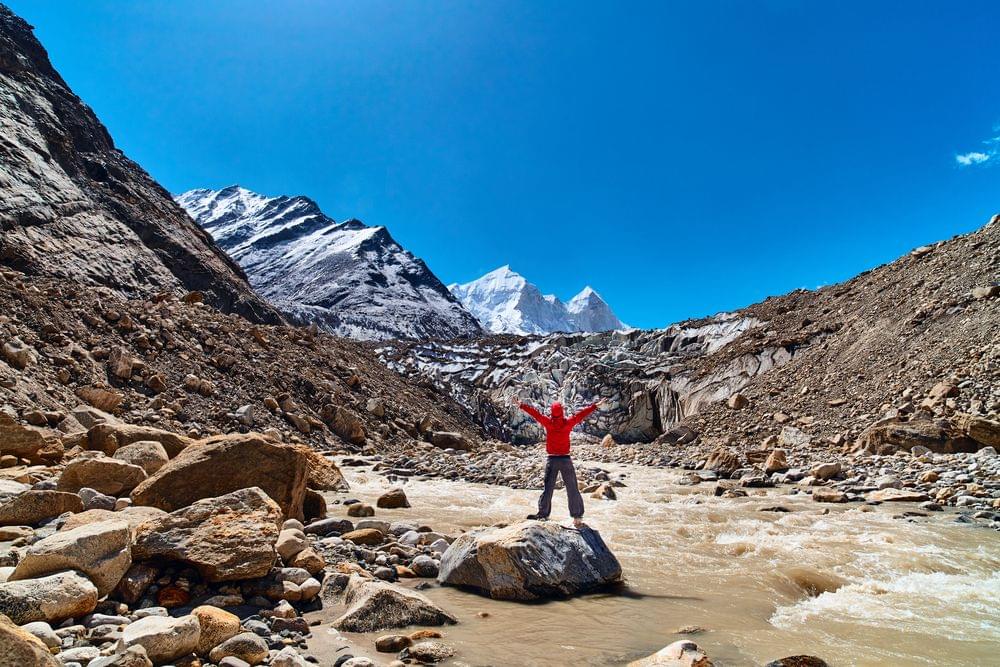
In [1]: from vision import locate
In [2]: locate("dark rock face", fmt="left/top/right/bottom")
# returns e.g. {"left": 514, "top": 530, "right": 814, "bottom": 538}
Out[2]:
{"left": 437, "top": 520, "right": 623, "bottom": 600}
{"left": 0, "top": 6, "right": 280, "bottom": 323}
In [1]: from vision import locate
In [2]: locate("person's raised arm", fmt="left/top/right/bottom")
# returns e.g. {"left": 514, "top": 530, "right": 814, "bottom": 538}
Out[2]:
{"left": 568, "top": 398, "right": 605, "bottom": 427}
{"left": 512, "top": 396, "right": 550, "bottom": 428}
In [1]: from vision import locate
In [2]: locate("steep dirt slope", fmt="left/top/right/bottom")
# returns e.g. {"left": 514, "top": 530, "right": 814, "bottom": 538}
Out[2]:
{"left": 0, "top": 269, "right": 481, "bottom": 455}
{"left": 0, "top": 5, "right": 279, "bottom": 323}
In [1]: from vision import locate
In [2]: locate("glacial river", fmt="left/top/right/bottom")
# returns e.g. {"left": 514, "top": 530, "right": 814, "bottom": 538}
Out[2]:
{"left": 311, "top": 463, "right": 1000, "bottom": 666}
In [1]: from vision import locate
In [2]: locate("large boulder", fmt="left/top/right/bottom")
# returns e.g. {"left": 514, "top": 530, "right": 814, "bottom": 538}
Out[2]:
{"left": 0, "top": 413, "right": 62, "bottom": 463}
{"left": 333, "top": 575, "right": 457, "bottom": 632}
{"left": 0, "top": 490, "right": 83, "bottom": 527}
{"left": 132, "top": 487, "right": 282, "bottom": 582}
{"left": 86, "top": 423, "right": 192, "bottom": 457}
{"left": 113, "top": 441, "right": 170, "bottom": 475}
{"left": 57, "top": 455, "right": 147, "bottom": 495}
{"left": 438, "top": 521, "right": 622, "bottom": 600}
{"left": 130, "top": 434, "right": 309, "bottom": 520}
{"left": 11, "top": 520, "right": 131, "bottom": 596}
{"left": 119, "top": 614, "right": 200, "bottom": 664}
{"left": 287, "top": 445, "right": 349, "bottom": 491}
{"left": 430, "top": 431, "right": 472, "bottom": 451}
{"left": 321, "top": 405, "right": 366, "bottom": 446}
{"left": 0, "top": 612, "right": 60, "bottom": 666}
{"left": 855, "top": 418, "right": 977, "bottom": 455}
{"left": 704, "top": 448, "right": 741, "bottom": 477}
{"left": 0, "top": 571, "right": 98, "bottom": 624}
{"left": 952, "top": 414, "right": 1000, "bottom": 448}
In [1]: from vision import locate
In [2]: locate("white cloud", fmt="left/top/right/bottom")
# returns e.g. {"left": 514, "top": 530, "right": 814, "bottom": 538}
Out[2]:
{"left": 955, "top": 129, "right": 1000, "bottom": 167}
{"left": 955, "top": 151, "right": 991, "bottom": 166}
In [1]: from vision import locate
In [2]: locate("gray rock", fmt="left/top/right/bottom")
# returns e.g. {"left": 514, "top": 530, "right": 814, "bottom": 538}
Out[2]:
{"left": 0, "top": 571, "right": 98, "bottom": 624}
{"left": 332, "top": 575, "right": 457, "bottom": 632}
{"left": 10, "top": 520, "right": 131, "bottom": 596}
{"left": 119, "top": 614, "right": 201, "bottom": 664}
{"left": 438, "top": 520, "right": 622, "bottom": 600}
{"left": 0, "top": 491, "right": 84, "bottom": 527}
{"left": 79, "top": 487, "right": 116, "bottom": 511}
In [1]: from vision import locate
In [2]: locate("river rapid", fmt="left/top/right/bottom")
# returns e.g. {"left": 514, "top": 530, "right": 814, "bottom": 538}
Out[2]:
{"left": 313, "top": 463, "right": 1000, "bottom": 667}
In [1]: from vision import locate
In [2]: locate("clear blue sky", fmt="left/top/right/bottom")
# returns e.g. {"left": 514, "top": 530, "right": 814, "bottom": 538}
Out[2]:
{"left": 9, "top": 1, "right": 999, "bottom": 328}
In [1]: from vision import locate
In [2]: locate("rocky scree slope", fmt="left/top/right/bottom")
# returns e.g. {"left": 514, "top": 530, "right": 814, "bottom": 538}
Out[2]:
{"left": 449, "top": 265, "right": 625, "bottom": 335}
{"left": 0, "top": 6, "right": 279, "bottom": 324}
{"left": 0, "top": 269, "right": 482, "bottom": 460}
{"left": 177, "top": 186, "right": 483, "bottom": 342}
{"left": 380, "top": 216, "right": 1000, "bottom": 458}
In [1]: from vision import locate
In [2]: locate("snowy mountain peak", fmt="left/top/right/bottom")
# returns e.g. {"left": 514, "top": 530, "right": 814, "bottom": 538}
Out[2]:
{"left": 176, "top": 186, "right": 482, "bottom": 341}
{"left": 450, "top": 268, "right": 625, "bottom": 335}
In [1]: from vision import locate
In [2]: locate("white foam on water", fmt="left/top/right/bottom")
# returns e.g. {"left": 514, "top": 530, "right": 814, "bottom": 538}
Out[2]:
{"left": 771, "top": 571, "right": 1000, "bottom": 640}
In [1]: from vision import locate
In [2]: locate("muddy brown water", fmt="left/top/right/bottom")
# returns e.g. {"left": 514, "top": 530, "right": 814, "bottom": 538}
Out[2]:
{"left": 307, "top": 463, "right": 1000, "bottom": 667}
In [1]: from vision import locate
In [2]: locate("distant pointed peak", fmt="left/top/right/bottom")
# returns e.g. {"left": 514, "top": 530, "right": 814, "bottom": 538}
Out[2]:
{"left": 570, "top": 285, "right": 601, "bottom": 302}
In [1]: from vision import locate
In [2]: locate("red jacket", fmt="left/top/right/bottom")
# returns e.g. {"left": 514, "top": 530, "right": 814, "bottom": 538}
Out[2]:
{"left": 519, "top": 401, "right": 598, "bottom": 456}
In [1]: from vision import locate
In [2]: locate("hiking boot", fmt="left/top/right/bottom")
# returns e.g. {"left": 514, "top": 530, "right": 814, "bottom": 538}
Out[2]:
{"left": 526, "top": 514, "right": 548, "bottom": 521}
{"left": 572, "top": 518, "right": 587, "bottom": 529}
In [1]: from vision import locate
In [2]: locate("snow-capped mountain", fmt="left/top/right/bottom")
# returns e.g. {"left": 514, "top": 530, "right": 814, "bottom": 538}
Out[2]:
{"left": 448, "top": 266, "right": 625, "bottom": 335}
{"left": 176, "top": 186, "right": 482, "bottom": 341}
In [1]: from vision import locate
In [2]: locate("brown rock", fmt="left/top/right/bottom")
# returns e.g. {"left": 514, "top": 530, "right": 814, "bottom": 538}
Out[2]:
{"left": 856, "top": 418, "right": 977, "bottom": 454}
{"left": 11, "top": 520, "right": 132, "bottom": 596}
{"left": 107, "top": 347, "right": 135, "bottom": 379}
{"left": 705, "top": 447, "right": 741, "bottom": 477}
{"left": 0, "top": 490, "right": 83, "bottom": 526}
{"left": 287, "top": 445, "right": 348, "bottom": 491}
{"left": 192, "top": 605, "right": 241, "bottom": 656}
{"left": 113, "top": 441, "right": 170, "bottom": 475}
{"left": 866, "top": 488, "right": 929, "bottom": 503}
{"left": 726, "top": 393, "right": 749, "bottom": 410}
{"left": 952, "top": 414, "right": 1000, "bottom": 448}
{"left": 375, "top": 634, "right": 413, "bottom": 652}
{"left": 764, "top": 449, "right": 789, "bottom": 474}
{"left": 0, "top": 412, "right": 61, "bottom": 463}
{"left": 130, "top": 433, "right": 309, "bottom": 520}
{"left": 303, "top": 488, "right": 326, "bottom": 521}
{"left": 341, "top": 528, "right": 384, "bottom": 546}
{"left": 321, "top": 405, "right": 366, "bottom": 445}
{"left": 288, "top": 547, "right": 326, "bottom": 576}
{"left": 347, "top": 502, "right": 375, "bottom": 518}
{"left": 86, "top": 423, "right": 192, "bottom": 457}
{"left": 57, "top": 455, "right": 147, "bottom": 495}
{"left": 377, "top": 488, "right": 410, "bottom": 509}
{"left": 60, "top": 505, "right": 166, "bottom": 534}
{"left": 75, "top": 386, "right": 124, "bottom": 413}
{"left": 430, "top": 431, "right": 472, "bottom": 451}
{"left": 811, "top": 488, "right": 847, "bottom": 503}
{"left": 132, "top": 487, "right": 282, "bottom": 582}
{"left": 0, "top": 612, "right": 60, "bottom": 666}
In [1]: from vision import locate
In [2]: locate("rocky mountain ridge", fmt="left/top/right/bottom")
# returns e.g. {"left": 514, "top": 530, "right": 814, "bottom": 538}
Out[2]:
{"left": 177, "top": 186, "right": 482, "bottom": 342}
{"left": 381, "top": 215, "right": 1000, "bottom": 458}
{"left": 448, "top": 265, "right": 625, "bottom": 335}
{"left": 0, "top": 6, "right": 279, "bottom": 324}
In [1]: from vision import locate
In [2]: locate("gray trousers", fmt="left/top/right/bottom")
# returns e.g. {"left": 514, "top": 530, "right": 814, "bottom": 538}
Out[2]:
{"left": 538, "top": 455, "right": 585, "bottom": 518}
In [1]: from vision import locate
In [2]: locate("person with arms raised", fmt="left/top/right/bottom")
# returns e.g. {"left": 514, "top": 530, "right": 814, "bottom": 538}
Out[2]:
{"left": 512, "top": 396, "right": 605, "bottom": 528}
